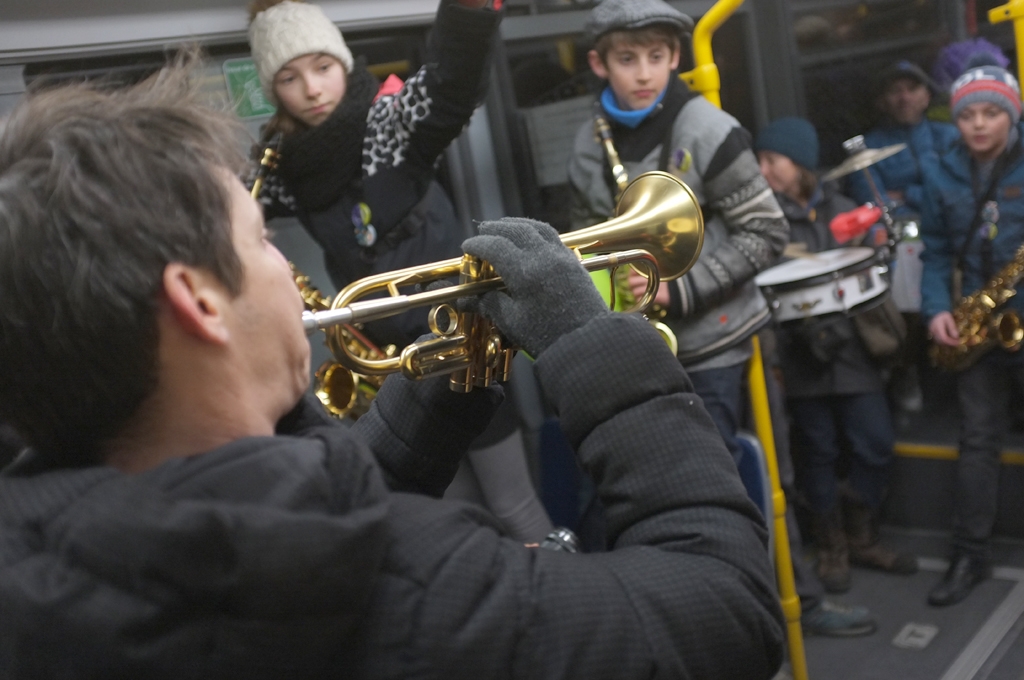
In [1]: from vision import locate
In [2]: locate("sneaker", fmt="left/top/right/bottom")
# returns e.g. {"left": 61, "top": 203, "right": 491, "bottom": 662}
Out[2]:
{"left": 802, "top": 600, "right": 877, "bottom": 637}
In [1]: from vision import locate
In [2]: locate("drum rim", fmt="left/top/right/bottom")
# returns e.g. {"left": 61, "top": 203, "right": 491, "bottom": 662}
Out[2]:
{"left": 757, "top": 248, "right": 880, "bottom": 292}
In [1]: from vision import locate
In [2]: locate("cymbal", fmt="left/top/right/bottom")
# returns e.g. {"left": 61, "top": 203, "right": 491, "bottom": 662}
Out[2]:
{"left": 821, "top": 143, "right": 908, "bottom": 182}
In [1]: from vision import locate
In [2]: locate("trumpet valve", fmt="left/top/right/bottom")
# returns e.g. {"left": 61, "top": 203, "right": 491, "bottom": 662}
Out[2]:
{"left": 400, "top": 334, "right": 472, "bottom": 380}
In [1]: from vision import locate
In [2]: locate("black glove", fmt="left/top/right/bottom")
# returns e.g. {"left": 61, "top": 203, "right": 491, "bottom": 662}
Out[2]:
{"left": 461, "top": 217, "right": 610, "bottom": 357}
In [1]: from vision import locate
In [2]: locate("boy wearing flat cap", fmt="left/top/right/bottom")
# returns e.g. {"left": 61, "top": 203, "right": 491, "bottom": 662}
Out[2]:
{"left": 568, "top": 0, "right": 788, "bottom": 472}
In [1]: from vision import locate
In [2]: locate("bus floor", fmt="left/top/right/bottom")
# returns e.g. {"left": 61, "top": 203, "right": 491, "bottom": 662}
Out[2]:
{"left": 777, "top": 527, "right": 1024, "bottom": 680}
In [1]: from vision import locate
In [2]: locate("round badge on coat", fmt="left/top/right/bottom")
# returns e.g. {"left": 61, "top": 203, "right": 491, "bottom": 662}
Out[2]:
{"left": 982, "top": 200, "right": 999, "bottom": 224}
{"left": 352, "top": 202, "right": 377, "bottom": 247}
{"left": 672, "top": 148, "right": 693, "bottom": 175}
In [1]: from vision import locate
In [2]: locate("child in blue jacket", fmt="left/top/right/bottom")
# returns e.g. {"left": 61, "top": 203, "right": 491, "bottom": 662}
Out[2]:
{"left": 920, "top": 56, "right": 1024, "bottom": 607}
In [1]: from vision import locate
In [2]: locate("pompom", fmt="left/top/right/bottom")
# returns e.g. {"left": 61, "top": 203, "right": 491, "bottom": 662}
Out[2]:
{"left": 932, "top": 38, "right": 1009, "bottom": 90}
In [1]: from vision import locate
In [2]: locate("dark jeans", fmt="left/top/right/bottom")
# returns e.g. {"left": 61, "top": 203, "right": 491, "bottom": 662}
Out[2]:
{"left": 688, "top": 362, "right": 747, "bottom": 468}
{"left": 953, "top": 349, "right": 1024, "bottom": 556}
{"left": 788, "top": 391, "right": 895, "bottom": 514}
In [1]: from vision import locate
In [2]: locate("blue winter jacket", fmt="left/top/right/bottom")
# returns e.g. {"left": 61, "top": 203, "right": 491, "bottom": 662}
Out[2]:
{"left": 847, "top": 119, "right": 959, "bottom": 215}
{"left": 920, "top": 127, "right": 1024, "bottom": 322}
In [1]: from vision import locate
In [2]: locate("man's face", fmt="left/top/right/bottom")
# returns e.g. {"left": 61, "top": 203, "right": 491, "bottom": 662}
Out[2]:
{"left": 223, "top": 175, "right": 310, "bottom": 417}
{"left": 881, "top": 77, "right": 931, "bottom": 126}
{"left": 589, "top": 40, "right": 680, "bottom": 111}
{"left": 273, "top": 53, "right": 347, "bottom": 127}
{"left": 956, "top": 101, "right": 1013, "bottom": 161}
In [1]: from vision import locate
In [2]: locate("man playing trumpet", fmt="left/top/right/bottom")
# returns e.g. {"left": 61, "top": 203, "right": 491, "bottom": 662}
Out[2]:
{"left": 0, "top": 55, "right": 782, "bottom": 678}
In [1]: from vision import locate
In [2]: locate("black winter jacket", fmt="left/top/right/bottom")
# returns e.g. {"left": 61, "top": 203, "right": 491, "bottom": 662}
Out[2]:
{"left": 0, "top": 314, "right": 784, "bottom": 679}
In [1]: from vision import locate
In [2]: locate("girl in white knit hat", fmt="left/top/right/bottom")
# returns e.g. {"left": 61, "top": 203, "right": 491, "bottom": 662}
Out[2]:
{"left": 247, "top": 0, "right": 557, "bottom": 546}
{"left": 246, "top": 0, "right": 496, "bottom": 304}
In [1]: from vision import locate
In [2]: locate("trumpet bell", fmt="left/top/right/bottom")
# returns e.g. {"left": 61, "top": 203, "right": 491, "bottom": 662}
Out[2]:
{"left": 564, "top": 171, "right": 703, "bottom": 281}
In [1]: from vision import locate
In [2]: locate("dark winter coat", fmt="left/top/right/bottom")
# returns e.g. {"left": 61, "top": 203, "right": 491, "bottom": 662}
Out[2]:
{"left": 773, "top": 186, "right": 886, "bottom": 398}
{"left": 920, "top": 127, "right": 1024, "bottom": 323}
{"left": 0, "top": 314, "right": 784, "bottom": 679}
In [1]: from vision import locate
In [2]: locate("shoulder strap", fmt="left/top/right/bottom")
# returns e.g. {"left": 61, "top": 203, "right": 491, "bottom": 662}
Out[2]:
{"left": 957, "top": 141, "right": 1020, "bottom": 263}
{"left": 657, "top": 116, "right": 675, "bottom": 173}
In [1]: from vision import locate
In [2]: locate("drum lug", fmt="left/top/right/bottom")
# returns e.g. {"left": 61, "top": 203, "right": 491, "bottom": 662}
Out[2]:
{"left": 832, "top": 271, "right": 845, "bottom": 304}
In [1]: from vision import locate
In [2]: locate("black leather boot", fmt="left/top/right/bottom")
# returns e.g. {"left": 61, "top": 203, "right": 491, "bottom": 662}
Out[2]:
{"left": 927, "top": 554, "right": 992, "bottom": 607}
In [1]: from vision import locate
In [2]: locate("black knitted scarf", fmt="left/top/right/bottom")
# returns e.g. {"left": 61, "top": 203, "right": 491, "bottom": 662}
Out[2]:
{"left": 277, "top": 61, "right": 378, "bottom": 212}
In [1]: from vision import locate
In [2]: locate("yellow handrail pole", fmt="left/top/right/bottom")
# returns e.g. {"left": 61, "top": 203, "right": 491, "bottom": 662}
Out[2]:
{"left": 989, "top": 0, "right": 1024, "bottom": 91}
{"left": 676, "top": 2, "right": 808, "bottom": 675}
{"left": 677, "top": 2, "right": 809, "bottom": 675}
{"left": 678, "top": 0, "right": 745, "bottom": 108}
{"left": 748, "top": 336, "right": 809, "bottom": 680}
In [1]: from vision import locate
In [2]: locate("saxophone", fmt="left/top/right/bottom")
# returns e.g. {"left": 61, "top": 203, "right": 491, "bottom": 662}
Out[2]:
{"left": 250, "top": 135, "right": 393, "bottom": 419}
{"left": 930, "top": 242, "right": 1024, "bottom": 371}
{"left": 593, "top": 109, "right": 678, "bottom": 354}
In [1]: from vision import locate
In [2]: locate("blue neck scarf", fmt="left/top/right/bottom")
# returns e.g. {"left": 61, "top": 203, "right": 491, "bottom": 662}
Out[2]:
{"left": 600, "top": 86, "right": 667, "bottom": 129}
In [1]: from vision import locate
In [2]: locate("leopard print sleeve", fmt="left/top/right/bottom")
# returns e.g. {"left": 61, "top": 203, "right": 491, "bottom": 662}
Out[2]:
{"left": 361, "top": 1, "right": 501, "bottom": 178}
{"left": 363, "top": 70, "right": 433, "bottom": 178}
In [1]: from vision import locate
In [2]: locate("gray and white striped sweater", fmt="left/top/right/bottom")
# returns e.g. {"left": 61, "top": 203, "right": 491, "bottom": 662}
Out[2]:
{"left": 568, "top": 84, "right": 788, "bottom": 367}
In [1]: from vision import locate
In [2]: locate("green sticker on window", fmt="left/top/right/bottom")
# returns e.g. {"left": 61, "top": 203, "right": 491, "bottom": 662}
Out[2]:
{"left": 223, "top": 58, "right": 276, "bottom": 119}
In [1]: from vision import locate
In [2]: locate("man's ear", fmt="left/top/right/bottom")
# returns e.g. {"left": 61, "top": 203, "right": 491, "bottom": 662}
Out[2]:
{"left": 669, "top": 47, "right": 681, "bottom": 71}
{"left": 588, "top": 49, "right": 609, "bottom": 80}
{"left": 162, "top": 263, "right": 231, "bottom": 344}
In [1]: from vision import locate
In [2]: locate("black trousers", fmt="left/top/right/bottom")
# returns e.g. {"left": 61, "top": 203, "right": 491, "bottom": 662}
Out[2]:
{"left": 953, "top": 347, "right": 1024, "bottom": 556}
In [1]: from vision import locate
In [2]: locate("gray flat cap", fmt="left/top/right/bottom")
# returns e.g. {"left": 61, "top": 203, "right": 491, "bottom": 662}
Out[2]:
{"left": 585, "top": 0, "right": 694, "bottom": 41}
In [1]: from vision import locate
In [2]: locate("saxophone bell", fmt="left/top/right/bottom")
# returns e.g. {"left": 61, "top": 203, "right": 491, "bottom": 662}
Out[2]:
{"left": 995, "top": 310, "right": 1024, "bottom": 351}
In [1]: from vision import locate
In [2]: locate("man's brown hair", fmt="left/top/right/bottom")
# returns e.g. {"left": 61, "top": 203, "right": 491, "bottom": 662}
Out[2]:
{"left": 0, "top": 49, "right": 247, "bottom": 460}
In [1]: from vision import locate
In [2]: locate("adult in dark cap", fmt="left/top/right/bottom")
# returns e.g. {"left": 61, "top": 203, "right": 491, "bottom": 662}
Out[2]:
{"left": 847, "top": 59, "right": 959, "bottom": 216}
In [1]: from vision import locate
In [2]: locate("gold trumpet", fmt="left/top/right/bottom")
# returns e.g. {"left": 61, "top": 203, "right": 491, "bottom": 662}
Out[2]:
{"left": 303, "top": 171, "right": 704, "bottom": 392}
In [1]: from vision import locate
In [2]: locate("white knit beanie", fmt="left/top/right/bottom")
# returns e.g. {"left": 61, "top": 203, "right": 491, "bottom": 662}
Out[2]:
{"left": 248, "top": 1, "right": 354, "bottom": 103}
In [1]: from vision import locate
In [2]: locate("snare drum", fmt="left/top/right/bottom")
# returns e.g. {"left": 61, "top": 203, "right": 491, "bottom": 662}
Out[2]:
{"left": 755, "top": 247, "right": 889, "bottom": 323}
